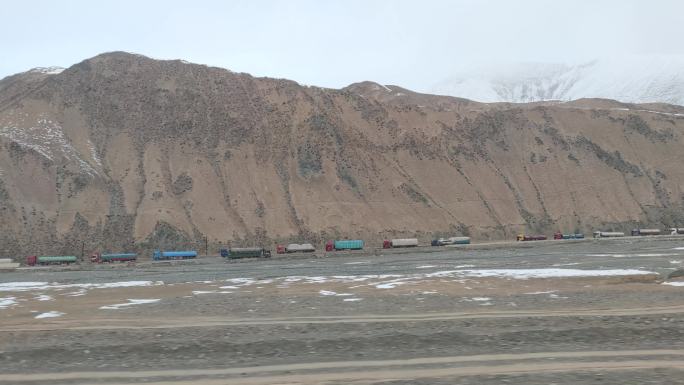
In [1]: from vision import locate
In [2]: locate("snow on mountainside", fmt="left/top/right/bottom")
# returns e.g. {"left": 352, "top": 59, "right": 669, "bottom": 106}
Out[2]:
{"left": 28, "top": 66, "right": 65, "bottom": 75}
{"left": 430, "top": 56, "right": 684, "bottom": 106}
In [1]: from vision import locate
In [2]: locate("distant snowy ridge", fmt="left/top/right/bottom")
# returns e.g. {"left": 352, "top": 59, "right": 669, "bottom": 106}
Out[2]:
{"left": 430, "top": 55, "right": 684, "bottom": 106}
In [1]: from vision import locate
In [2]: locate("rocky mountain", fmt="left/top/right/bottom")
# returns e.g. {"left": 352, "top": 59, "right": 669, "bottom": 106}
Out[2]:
{"left": 430, "top": 56, "right": 684, "bottom": 106}
{"left": 1, "top": 52, "right": 683, "bottom": 257}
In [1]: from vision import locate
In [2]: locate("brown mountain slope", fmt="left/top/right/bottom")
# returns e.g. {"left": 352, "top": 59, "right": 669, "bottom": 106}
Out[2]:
{"left": 0, "top": 52, "right": 683, "bottom": 256}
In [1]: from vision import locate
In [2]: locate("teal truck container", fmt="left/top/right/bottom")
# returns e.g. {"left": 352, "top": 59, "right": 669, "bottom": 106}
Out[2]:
{"left": 326, "top": 240, "right": 364, "bottom": 251}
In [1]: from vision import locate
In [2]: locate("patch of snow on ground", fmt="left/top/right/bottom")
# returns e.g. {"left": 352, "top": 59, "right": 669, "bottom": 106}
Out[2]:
{"left": 524, "top": 290, "right": 558, "bottom": 295}
{"left": 670, "top": 261, "right": 682, "bottom": 264}
{"left": 100, "top": 299, "right": 160, "bottom": 310}
{"left": 416, "top": 265, "right": 436, "bottom": 269}
{"left": 450, "top": 268, "right": 656, "bottom": 279}
{"left": 663, "top": 282, "right": 684, "bottom": 287}
{"left": 375, "top": 281, "right": 408, "bottom": 289}
{"left": 591, "top": 253, "right": 678, "bottom": 258}
{"left": 673, "top": 247, "right": 684, "bottom": 250}
{"left": 226, "top": 278, "right": 256, "bottom": 285}
{"left": 34, "top": 311, "right": 65, "bottom": 319}
{"left": 94, "top": 281, "right": 165, "bottom": 289}
{"left": 0, "top": 297, "right": 17, "bottom": 309}
{"left": 0, "top": 282, "right": 49, "bottom": 291}
{"left": 318, "top": 290, "right": 354, "bottom": 297}
{"left": 344, "top": 261, "right": 369, "bottom": 265}
{"left": 374, "top": 276, "right": 415, "bottom": 289}
{"left": 343, "top": 298, "right": 363, "bottom": 302}
{"left": 35, "top": 295, "right": 53, "bottom": 301}
{"left": 64, "top": 290, "right": 87, "bottom": 297}
{"left": 0, "top": 281, "right": 163, "bottom": 292}
{"left": 150, "top": 269, "right": 661, "bottom": 295}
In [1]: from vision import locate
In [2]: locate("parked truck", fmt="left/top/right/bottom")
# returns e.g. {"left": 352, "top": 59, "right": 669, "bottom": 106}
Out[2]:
{"left": 153, "top": 250, "right": 197, "bottom": 261}
{"left": 517, "top": 234, "right": 547, "bottom": 241}
{"left": 326, "top": 240, "right": 364, "bottom": 251}
{"left": 276, "top": 243, "right": 316, "bottom": 254}
{"left": 26, "top": 255, "right": 78, "bottom": 266}
{"left": 553, "top": 232, "right": 585, "bottom": 240}
{"left": 593, "top": 231, "right": 625, "bottom": 238}
{"left": 431, "top": 236, "right": 471, "bottom": 246}
{"left": 220, "top": 247, "right": 271, "bottom": 259}
{"left": 631, "top": 228, "right": 661, "bottom": 236}
{"left": 90, "top": 253, "right": 137, "bottom": 263}
{"left": 0, "top": 258, "right": 19, "bottom": 270}
{"left": 383, "top": 238, "right": 419, "bottom": 248}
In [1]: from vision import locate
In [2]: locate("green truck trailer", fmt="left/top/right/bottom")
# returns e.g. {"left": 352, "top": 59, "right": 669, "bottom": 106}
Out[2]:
{"left": 220, "top": 248, "right": 271, "bottom": 259}
{"left": 27, "top": 255, "right": 78, "bottom": 266}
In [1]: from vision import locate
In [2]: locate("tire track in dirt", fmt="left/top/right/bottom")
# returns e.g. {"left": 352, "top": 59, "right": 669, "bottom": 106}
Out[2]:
{"left": 5, "top": 304, "right": 684, "bottom": 332}
{"left": 2, "top": 350, "right": 684, "bottom": 384}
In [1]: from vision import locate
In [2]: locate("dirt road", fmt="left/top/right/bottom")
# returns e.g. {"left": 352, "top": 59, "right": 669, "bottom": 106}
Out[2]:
{"left": 2, "top": 350, "right": 684, "bottom": 384}
{"left": 5, "top": 304, "right": 684, "bottom": 332}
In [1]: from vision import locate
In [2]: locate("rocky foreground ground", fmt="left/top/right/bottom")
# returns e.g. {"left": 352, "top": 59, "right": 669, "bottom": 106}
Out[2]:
{"left": 1, "top": 237, "right": 684, "bottom": 384}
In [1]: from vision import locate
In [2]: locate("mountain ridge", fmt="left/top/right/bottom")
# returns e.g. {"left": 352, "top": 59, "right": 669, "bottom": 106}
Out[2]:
{"left": 0, "top": 51, "right": 683, "bottom": 256}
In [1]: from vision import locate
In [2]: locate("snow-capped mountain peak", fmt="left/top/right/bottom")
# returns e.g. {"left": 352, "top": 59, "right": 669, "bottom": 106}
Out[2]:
{"left": 430, "top": 55, "right": 684, "bottom": 106}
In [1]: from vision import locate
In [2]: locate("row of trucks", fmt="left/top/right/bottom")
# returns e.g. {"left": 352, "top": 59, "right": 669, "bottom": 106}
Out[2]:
{"left": 518, "top": 227, "right": 684, "bottom": 241}
{"left": 21, "top": 236, "right": 472, "bottom": 266}
{"left": 325, "top": 237, "right": 473, "bottom": 251}
{"left": 519, "top": 228, "right": 684, "bottom": 241}
{"left": 274, "top": 237, "right": 473, "bottom": 253}
{"left": 25, "top": 227, "right": 684, "bottom": 265}
{"left": 517, "top": 232, "right": 585, "bottom": 241}
{"left": 593, "top": 228, "right": 684, "bottom": 238}
{"left": 26, "top": 251, "right": 191, "bottom": 265}
{"left": 27, "top": 249, "right": 266, "bottom": 265}
{"left": 27, "top": 249, "right": 266, "bottom": 264}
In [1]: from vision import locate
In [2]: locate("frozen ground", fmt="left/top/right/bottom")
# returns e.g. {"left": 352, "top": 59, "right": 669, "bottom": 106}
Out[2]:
{"left": 1, "top": 237, "right": 684, "bottom": 384}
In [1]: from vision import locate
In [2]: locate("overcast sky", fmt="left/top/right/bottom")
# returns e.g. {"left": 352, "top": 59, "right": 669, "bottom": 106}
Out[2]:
{"left": 1, "top": 0, "right": 682, "bottom": 91}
